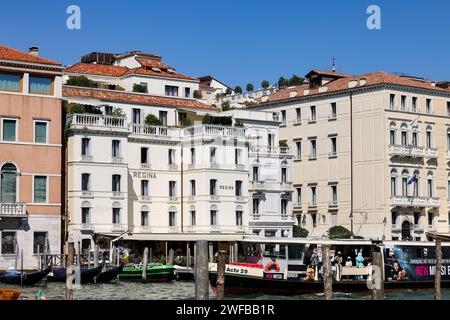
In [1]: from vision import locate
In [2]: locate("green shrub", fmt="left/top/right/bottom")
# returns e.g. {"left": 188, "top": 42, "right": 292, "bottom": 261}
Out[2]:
{"left": 193, "top": 90, "right": 202, "bottom": 99}
{"left": 202, "top": 114, "right": 232, "bottom": 126}
{"left": 145, "top": 114, "right": 162, "bottom": 126}
{"left": 234, "top": 120, "right": 244, "bottom": 127}
{"left": 133, "top": 83, "right": 148, "bottom": 93}
{"left": 278, "top": 76, "right": 287, "bottom": 88}
{"left": 115, "top": 85, "right": 125, "bottom": 91}
{"left": 261, "top": 80, "right": 270, "bottom": 89}
{"left": 246, "top": 83, "right": 254, "bottom": 92}
{"left": 225, "top": 88, "right": 233, "bottom": 95}
{"left": 327, "top": 226, "right": 353, "bottom": 239}
{"left": 279, "top": 140, "right": 288, "bottom": 148}
{"left": 66, "top": 76, "right": 97, "bottom": 88}
{"left": 293, "top": 225, "right": 309, "bottom": 238}
{"left": 234, "top": 86, "right": 242, "bottom": 94}
{"left": 106, "top": 107, "right": 126, "bottom": 117}
{"left": 180, "top": 118, "right": 192, "bottom": 127}
{"left": 221, "top": 101, "right": 231, "bottom": 111}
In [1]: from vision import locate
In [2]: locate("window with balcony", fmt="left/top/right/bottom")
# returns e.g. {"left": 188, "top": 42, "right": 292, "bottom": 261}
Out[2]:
{"left": 427, "top": 176, "right": 434, "bottom": 198}
{"left": 390, "top": 94, "right": 396, "bottom": 109}
{"left": 412, "top": 131, "right": 418, "bottom": 147}
{"left": 310, "top": 186, "right": 317, "bottom": 205}
{"left": 412, "top": 171, "right": 419, "bottom": 196}
{"left": 141, "top": 147, "right": 149, "bottom": 164}
{"left": 309, "top": 106, "right": 316, "bottom": 122}
{"left": 29, "top": 76, "right": 53, "bottom": 95}
{"left": 401, "top": 95, "right": 407, "bottom": 111}
{"left": 141, "top": 180, "right": 149, "bottom": 196}
{"left": 402, "top": 174, "right": 408, "bottom": 196}
{"left": 426, "top": 127, "right": 433, "bottom": 148}
{"left": 412, "top": 97, "right": 418, "bottom": 112}
{"left": 295, "top": 108, "right": 301, "bottom": 124}
{"left": 81, "top": 173, "right": 90, "bottom": 191}
{"left": 210, "top": 179, "right": 217, "bottom": 195}
{"left": 428, "top": 211, "right": 434, "bottom": 227}
{"left": 169, "top": 181, "right": 176, "bottom": 197}
{"left": 33, "top": 176, "right": 47, "bottom": 203}
{"left": 165, "top": 85, "right": 178, "bottom": 97}
{"left": 390, "top": 169, "right": 397, "bottom": 196}
{"left": 112, "top": 140, "right": 120, "bottom": 158}
{"left": 132, "top": 108, "right": 141, "bottom": 124}
{"left": 81, "top": 138, "right": 91, "bottom": 156}
{"left": 169, "top": 209, "right": 176, "bottom": 227}
{"left": 309, "top": 138, "right": 317, "bottom": 159}
{"left": 141, "top": 210, "right": 149, "bottom": 226}
{"left": 0, "top": 163, "right": 17, "bottom": 202}
{"left": 2, "top": 119, "right": 17, "bottom": 142}
{"left": 330, "top": 185, "right": 338, "bottom": 204}
{"left": 401, "top": 129, "right": 408, "bottom": 146}
{"left": 168, "top": 149, "right": 176, "bottom": 165}
{"left": 158, "top": 111, "right": 168, "bottom": 126}
{"left": 236, "top": 210, "right": 243, "bottom": 226}
{"left": 389, "top": 125, "right": 396, "bottom": 145}
{"left": 0, "top": 72, "right": 21, "bottom": 92}
{"left": 190, "top": 147, "right": 196, "bottom": 164}
{"left": 330, "top": 102, "right": 337, "bottom": 119}
{"left": 252, "top": 166, "right": 259, "bottom": 181}
{"left": 426, "top": 99, "right": 432, "bottom": 114}
{"left": 235, "top": 180, "right": 242, "bottom": 196}
{"left": 268, "top": 134, "right": 275, "bottom": 149}
{"left": 112, "top": 175, "right": 121, "bottom": 192}
{"left": 33, "top": 232, "right": 47, "bottom": 254}
{"left": 190, "top": 180, "right": 196, "bottom": 196}
{"left": 414, "top": 212, "right": 420, "bottom": 226}
{"left": 34, "top": 121, "right": 48, "bottom": 144}
{"left": 391, "top": 210, "right": 398, "bottom": 226}
{"left": 1, "top": 231, "right": 17, "bottom": 254}
{"left": 252, "top": 198, "right": 260, "bottom": 214}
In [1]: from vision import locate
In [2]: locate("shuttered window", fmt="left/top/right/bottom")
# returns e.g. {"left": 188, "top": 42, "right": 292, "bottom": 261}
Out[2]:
{"left": 34, "top": 176, "right": 47, "bottom": 203}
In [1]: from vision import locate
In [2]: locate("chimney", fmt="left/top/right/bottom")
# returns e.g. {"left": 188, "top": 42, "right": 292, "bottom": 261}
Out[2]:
{"left": 29, "top": 46, "right": 39, "bottom": 56}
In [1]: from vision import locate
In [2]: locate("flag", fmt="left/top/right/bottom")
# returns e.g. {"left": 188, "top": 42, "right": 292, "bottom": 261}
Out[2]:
{"left": 407, "top": 174, "right": 417, "bottom": 185}
{"left": 410, "top": 117, "right": 419, "bottom": 127}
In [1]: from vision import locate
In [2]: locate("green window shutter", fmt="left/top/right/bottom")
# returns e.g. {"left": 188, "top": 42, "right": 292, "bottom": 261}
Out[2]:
{"left": 34, "top": 176, "right": 47, "bottom": 203}
{"left": 2, "top": 120, "right": 16, "bottom": 141}
{"left": 35, "top": 122, "right": 47, "bottom": 143}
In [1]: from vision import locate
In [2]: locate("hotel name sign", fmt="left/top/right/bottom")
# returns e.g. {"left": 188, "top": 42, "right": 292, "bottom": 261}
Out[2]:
{"left": 132, "top": 171, "right": 157, "bottom": 179}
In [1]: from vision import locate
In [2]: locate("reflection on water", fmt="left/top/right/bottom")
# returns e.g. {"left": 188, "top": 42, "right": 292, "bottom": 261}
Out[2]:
{"left": 2, "top": 281, "right": 449, "bottom": 300}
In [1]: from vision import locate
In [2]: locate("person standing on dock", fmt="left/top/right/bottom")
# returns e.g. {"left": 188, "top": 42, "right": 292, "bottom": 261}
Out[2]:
{"left": 333, "top": 251, "right": 343, "bottom": 281}
{"left": 355, "top": 252, "right": 365, "bottom": 280}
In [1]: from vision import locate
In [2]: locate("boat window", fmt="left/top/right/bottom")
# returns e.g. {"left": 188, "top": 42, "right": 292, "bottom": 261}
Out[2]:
{"left": 288, "top": 244, "right": 305, "bottom": 261}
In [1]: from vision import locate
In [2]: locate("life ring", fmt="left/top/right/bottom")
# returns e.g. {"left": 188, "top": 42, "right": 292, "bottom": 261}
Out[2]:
{"left": 264, "top": 261, "right": 280, "bottom": 272}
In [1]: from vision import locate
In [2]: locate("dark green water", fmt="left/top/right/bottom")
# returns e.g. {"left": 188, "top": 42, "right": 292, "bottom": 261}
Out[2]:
{"left": 2, "top": 281, "right": 450, "bottom": 300}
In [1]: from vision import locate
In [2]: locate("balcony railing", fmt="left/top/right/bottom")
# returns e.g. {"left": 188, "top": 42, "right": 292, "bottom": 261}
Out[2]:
{"left": 183, "top": 125, "right": 246, "bottom": 139}
{"left": 112, "top": 224, "right": 127, "bottom": 232}
{"left": 210, "top": 195, "right": 220, "bottom": 201}
{"left": 249, "top": 145, "right": 290, "bottom": 155}
{"left": 251, "top": 214, "right": 261, "bottom": 220}
{"left": 426, "top": 148, "right": 439, "bottom": 158}
{"left": 0, "top": 203, "right": 27, "bottom": 217}
{"left": 390, "top": 196, "right": 440, "bottom": 208}
{"left": 71, "top": 114, "right": 127, "bottom": 129}
{"left": 112, "top": 191, "right": 125, "bottom": 199}
{"left": 81, "top": 155, "right": 93, "bottom": 162}
{"left": 112, "top": 157, "right": 124, "bottom": 163}
{"left": 140, "top": 163, "right": 152, "bottom": 169}
{"left": 280, "top": 182, "right": 293, "bottom": 190}
{"left": 249, "top": 181, "right": 265, "bottom": 190}
{"left": 129, "top": 124, "right": 179, "bottom": 139}
{"left": 308, "top": 153, "right": 317, "bottom": 160}
{"left": 210, "top": 225, "right": 221, "bottom": 232}
{"left": 80, "top": 223, "right": 94, "bottom": 231}
{"left": 389, "top": 145, "right": 426, "bottom": 157}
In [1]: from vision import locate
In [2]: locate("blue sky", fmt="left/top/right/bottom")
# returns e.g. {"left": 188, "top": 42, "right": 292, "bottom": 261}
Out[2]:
{"left": 0, "top": 0, "right": 449, "bottom": 89}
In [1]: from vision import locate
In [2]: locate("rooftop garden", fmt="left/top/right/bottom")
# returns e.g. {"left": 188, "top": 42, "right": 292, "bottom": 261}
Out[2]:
{"left": 65, "top": 76, "right": 125, "bottom": 91}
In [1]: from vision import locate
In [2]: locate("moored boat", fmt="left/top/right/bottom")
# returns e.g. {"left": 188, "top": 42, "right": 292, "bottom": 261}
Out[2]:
{"left": 119, "top": 263, "right": 175, "bottom": 282}
{"left": 0, "top": 289, "right": 22, "bottom": 300}
{"left": 0, "top": 267, "right": 51, "bottom": 286}
{"left": 47, "top": 266, "right": 102, "bottom": 284}
{"left": 95, "top": 265, "right": 124, "bottom": 283}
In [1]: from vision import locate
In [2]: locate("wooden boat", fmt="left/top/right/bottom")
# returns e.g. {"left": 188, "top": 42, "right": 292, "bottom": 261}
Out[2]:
{"left": 0, "top": 289, "right": 22, "bottom": 300}
{"left": 208, "top": 238, "right": 450, "bottom": 296}
{"left": 47, "top": 266, "right": 102, "bottom": 284}
{"left": 173, "top": 265, "right": 194, "bottom": 281}
{"left": 119, "top": 263, "right": 175, "bottom": 282}
{"left": 0, "top": 267, "right": 51, "bottom": 286}
{"left": 95, "top": 265, "right": 124, "bottom": 283}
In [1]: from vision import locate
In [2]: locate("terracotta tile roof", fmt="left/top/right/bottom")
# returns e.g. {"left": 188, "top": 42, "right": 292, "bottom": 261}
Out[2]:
{"left": 63, "top": 86, "right": 214, "bottom": 110}
{"left": 65, "top": 63, "right": 129, "bottom": 77}
{"left": 0, "top": 44, "right": 61, "bottom": 66}
{"left": 136, "top": 58, "right": 173, "bottom": 70}
{"left": 260, "top": 71, "right": 450, "bottom": 104}
{"left": 305, "top": 69, "right": 350, "bottom": 78}
{"left": 117, "top": 51, "right": 162, "bottom": 59}
{"left": 123, "top": 67, "right": 197, "bottom": 81}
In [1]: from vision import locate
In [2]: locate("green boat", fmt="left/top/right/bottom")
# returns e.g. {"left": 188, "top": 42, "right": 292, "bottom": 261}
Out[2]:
{"left": 119, "top": 264, "right": 175, "bottom": 282}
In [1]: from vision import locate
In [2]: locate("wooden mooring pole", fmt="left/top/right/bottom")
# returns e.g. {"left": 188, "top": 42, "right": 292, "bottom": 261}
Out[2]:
{"left": 216, "top": 250, "right": 226, "bottom": 300}
{"left": 435, "top": 238, "right": 442, "bottom": 300}
{"left": 93, "top": 244, "right": 99, "bottom": 268}
{"left": 20, "top": 249, "right": 24, "bottom": 287}
{"left": 195, "top": 240, "right": 209, "bottom": 300}
{"left": 65, "top": 242, "right": 74, "bottom": 300}
{"left": 371, "top": 250, "right": 384, "bottom": 300}
{"left": 323, "top": 246, "right": 332, "bottom": 300}
{"left": 142, "top": 247, "right": 149, "bottom": 282}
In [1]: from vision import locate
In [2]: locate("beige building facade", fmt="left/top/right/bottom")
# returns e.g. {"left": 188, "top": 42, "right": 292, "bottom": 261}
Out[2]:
{"left": 252, "top": 70, "right": 450, "bottom": 241}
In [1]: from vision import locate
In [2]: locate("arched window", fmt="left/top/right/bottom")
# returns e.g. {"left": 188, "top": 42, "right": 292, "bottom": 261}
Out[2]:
{"left": 427, "top": 172, "right": 434, "bottom": 198}
{"left": 141, "top": 205, "right": 149, "bottom": 227}
{"left": 400, "top": 123, "right": 408, "bottom": 146}
{"left": 210, "top": 204, "right": 218, "bottom": 226}
{"left": 389, "top": 123, "right": 397, "bottom": 145}
{"left": 426, "top": 126, "right": 433, "bottom": 149}
{"left": 401, "top": 169, "right": 409, "bottom": 196}
{"left": 235, "top": 205, "right": 243, "bottom": 226}
{"left": 281, "top": 159, "right": 288, "bottom": 182}
{"left": 81, "top": 201, "right": 91, "bottom": 224}
{"left": 390, "top": 169, "right": 398, "bottom": 197}
{"left": 169, "top": 206, "right": 177, "bottom": 227}
{"left": 112, "top": 201, "right": 121, "bottom": 224}
{"left": 412, "top": 127, "right": 419, "bottom": 147}
{"left": 1, "top": 163, "right": 18, "bottom": 202}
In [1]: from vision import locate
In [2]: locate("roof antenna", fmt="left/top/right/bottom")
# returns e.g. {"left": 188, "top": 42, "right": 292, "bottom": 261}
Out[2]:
{"left": 332, "top": 56, "right": 336, "bottom": 72}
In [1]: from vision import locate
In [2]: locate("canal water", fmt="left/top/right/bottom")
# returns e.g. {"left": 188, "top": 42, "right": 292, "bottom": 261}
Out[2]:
{"left": 3, "top": 281, "right": 450, "bottom": 300}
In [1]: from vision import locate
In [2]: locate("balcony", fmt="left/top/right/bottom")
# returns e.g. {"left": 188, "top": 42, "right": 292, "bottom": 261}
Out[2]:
{"left": 328, "top": 151, "right": 337, "bottom": 158}
{"left": 293, "top": 202, "right": 302, "bottom": 209}
{"left": 425, "top": 148, "right": 439, "bottom": 159}
{"left": 389, "top": 145, "right": 426, "bottom": 158}
{"left": 140, "top": 196, "right": 152, "bottom": 202}
{"left": 168, "top": 226, "right": 179, "bottom": 233}
{"left": 210, "top": 162, "right": 220, "bottom": 169}
{"left": 140, "top": 163, "right": 152, "bottom": 169}
{"left": 80, "top": 223, "right": 94, "bottom": 232}
{"left": 111, "top": 157, "right": 124, "bottom": 164}
{"left": 251, "top": 214, "right": 261, "bottom": 221}
{"left": 329, "top": 200, "right": 338, "bottom": 208}
{"left": 81, "top": 191, "right": 93, "bottom": 198}
{"left": 81, "top": 155, "right": 93, "bottom": 162}
{"left": 281, "top": 214, "right": 296, "bottom": 221}
{"left": 390, "top": 196, "right": 440, "bottom": 208}
{"left": 328, "top": 113, "right": 337, "bottom": 121}
{"left": 169, "top": 196, "right": 178, "bottom": 202}
{"left": 168, "top": 164, "right": 179, "bottom": 171}
{"left": 183, "top": 125, "right": 246, "bottom": 140}
{"left": 129, "top": 124, "right": 179, "bottom": 140}
{"left": 308, "top": 201, "right": 317, "bottom": 208}
{"left": 112, "top": 224, "right": 127, "bottom": 233}
{"left": 236, "top": 196, "right": 246, "bottom": 202}
{"left": 249, "top": 181, "right": 265, "bottom": 191}
{"left": 280, "top": 182, "right": 293, "bottom": 191}
{"left": 235, "top": 164, "right": 245, "bottom": 171}
{"left": 111, "top": 191, "right": 125, "bottom": 199}
{"left": 0, "top": 203, "right": 27, "bottom": 218}
{"left": 210, "top": 195, "right": 220, "bottom": 202}
{"left": 70, "top": 114, "right": 128, "bottom": 130}
{"left": 308, "top": 153, "right": 317, "bottom": 160}
{"left": 249, "top": 145, "right": 290, "bottom": 156}
{"left": 137, "top": 226, "right": 152, "bottom": 233}
{"left": 210, "top": 225, "right": 221, "bottom": 232}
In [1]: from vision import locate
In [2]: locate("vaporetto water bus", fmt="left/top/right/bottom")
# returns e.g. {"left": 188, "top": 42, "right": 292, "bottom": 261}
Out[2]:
{"left": 208, "top": 238, "right": 450, "bottom": 295}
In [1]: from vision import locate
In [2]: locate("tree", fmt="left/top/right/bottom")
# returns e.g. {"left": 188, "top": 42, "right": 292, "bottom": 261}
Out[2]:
{"left": 278, "top": 76, "right": 287, "bottom": 88}
{"left": 293, "top": 225, "right": 309, "bottom": 238}
{"left": 261, "top": 80, "right": 270, "bottom": 89}
{"left": 193, "top": 90, "right": 202, "bottom": 99}
{"left": 225, "top": 88, "right": 233, "bottom": 95}
{"left": 234, "top": 86, "right": 242, "bottom": 94}
{"left": 106, "top": 107, "right": 126, "bottom": 117}
{"left": 327, "top": 226, "right": 353, "bottom": 239}
{"left": 246, "top": 83, "right": 254, "bottom": 92}
{"left": 234, "top": 120, "right": 244, "bottom": 127}
{"left": 288, "top": 74, "right": 305, "bottom": 86}
{"left": 132, "top": 83, "right": 148, "bottom": 93}
{"left": 145, "top": 114, "right": 162, "bottom": 126}
{"left": 66, "top": 76, "right": 97, "bottom": 88}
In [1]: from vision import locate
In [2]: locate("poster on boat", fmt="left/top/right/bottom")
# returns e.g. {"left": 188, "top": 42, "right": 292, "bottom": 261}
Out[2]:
{"left": 384, "top": 245, "right": 450, "bottom": 282}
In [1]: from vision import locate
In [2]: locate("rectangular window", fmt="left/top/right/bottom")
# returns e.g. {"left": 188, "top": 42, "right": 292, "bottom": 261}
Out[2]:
{"left": 190, "top": 147, "right": 196, "bottom": 164}
{"left": 401, "top": 131, "right": 407, "bottom": 146}
{"left": 295, "top": 108, "right": 301, "bottom": 123}
{"left": 390, "top": 94, "right": 396, "bottom": 109}
{"left": 168, "top": 149, "right": 176, "bottom": 165}
{"left": 280, "top": 110, "right": 286, "bottom": 125}
{"left": 330, "top": 102, "right": 337, "bottom": 119}
{"left": 81, "top": 138, "right": 90, "bottom": 156}
{"left": 0, "top": 72, "right": 21, "bottom": 92}
{"left": 141, "top": 147, "right": 149, "bottom": 164}
{"left": 268, "top": 134, "right": 275, "bottom": 147}
{"left": 447, "top": 101, "right": 450, "bottom": 116}
{"left": 281, "top": 167, "right": 287, "bottom": 183}
{"left": 427, "top": 179, "right": 433, "bottom": 198}
{"left": 235, "top": 148, "right": 242, "bottom": 165}
{"left": 159, "top": 111, "right": 168, "bottom": 126}
{"left": 34, "top": 121, "right": 47, "bottom": 143}
{"left": 309, "top": 139, "right": 317, "bottom": 159}
{"left": 414, "top": 212, "right": 420, "bottom": 225}
{"left": 412, "top": 97, "right": 418, "bottom": 112}
{"left": 132, "top": 109, "right": 141, "bottom": 124}
{"left": 165, "top": 85, "right": 178, "bottom": 97}
{"left": 412, "top": 132, "right": 418, "bottom": 147}
{"left": 330, "top": 185, "right": 337, "bottom": 203}
{"left": 310, "top": 106, "right": 316, "bottom": 122}
{"left": 210, "top": 179, "right": 217, "bottom": 195}
{"left": 112, "top": 175, "right": 121, "bottom": 192}
{"left": 253, "top": 198, "right": 259, "bottom": 214}
{"left": 252, "top": 166, "right": 259, "bottom": 181}
{"left": 81, "top": 207, "right": 90, "bottom": 224}
{"left": 390, "top": 129, "right": 396, "bottom": 145}
{"left": 81, "top": 173, "right": 90, "bottom": 191}
{"left": 210, "top": 147, "right": 217, "bottom": 163}
{"left": 426, "top": 99, "right": 432, "bottom": 114}
{"left": 33, "top": 176, "right": 47, "bottom": 203}
{"left": 190, "top": 210, "right": 196, "bottom": 226}
{"left": 391, "top": 211, "right": 397, "bottom": 226}
{"left": 402, "top": 177, "right": 408, "bottom": 196}
{"left": 426, "top": 131, "right": 432, "bottom": 148}
{"left": 112, "top": 208, "right": 120, "bottom": 224}
{"left": 312, "top": 213, "right": 317, "bottom": 227}
{"left": 401, "top": 95, "right": 407, "bottom": 111}
{"left": 1, "top": 231, "right": 17, "bottom": 254}
{"left": 281, "top": 199, "right": 287, "bottom": 215}
{"left": 295, "top": 141, "right": 301, "bottom": 159}
{"left": 210, "top": 210, "right": 218, "bottom": 225}
{"left": 141, "top": 211, "right": 149, "bottom": 226}
{"left": 169, "top": 211, "right": 176, "bottom": 226}
{"left": 112, "top": 140, "right": 120, "bottom": 158}
{"left": 185, "top": 87, "right": 191, "bottom": 98}
{"left": 33, "top": 232, "right": 47, "bottom": 254}
{"left": 428, "top": 212, "right": 434, "bottom": 226}
{"left": 391, "top": 177, "right": 397, "bottom": 196}
{"left": 190, "top": 180, "right": 196, "bottom": 196}
{"left": 235, "top": 180, "right": 242, "bottom": 196}
{"left": 310, "top": 186, "right": 317, "bottom": 204}
{"left": 296, "top": 187, "right": 302, "bottom": 204}
{"left": 169, "top": 181, "right": 176, "bottom": 197}
{"left": 29, "top": 76, "right": 53, "bottom": 95}
{"left": 330, "top": 136, "right": 337, "bottom": 155}
{"left": 236, "top": 211, "right": 243, "bottom": 226}
{"left": 2, "top": 119, "right": 17, "bottom": 142}
{"left": 141, "top": 180, "right": 149, "bottom": 196}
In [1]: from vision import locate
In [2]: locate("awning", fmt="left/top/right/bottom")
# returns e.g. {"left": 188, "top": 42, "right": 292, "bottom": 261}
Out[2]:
{"left": 121, "top": 233, "right": 246, "bottom": 242}
{"left": 426, "top": 231, "right": 450, "bottom": 242}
